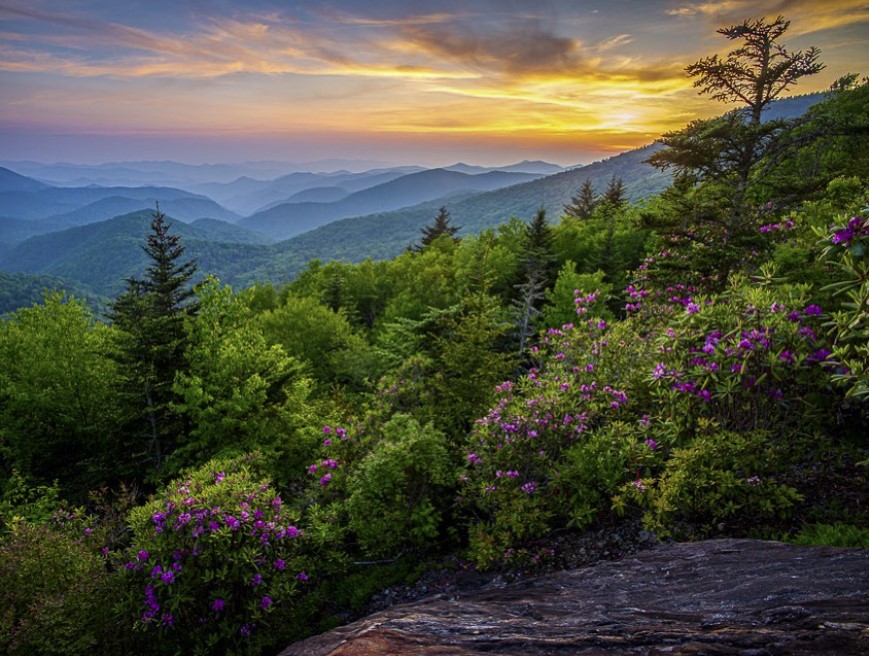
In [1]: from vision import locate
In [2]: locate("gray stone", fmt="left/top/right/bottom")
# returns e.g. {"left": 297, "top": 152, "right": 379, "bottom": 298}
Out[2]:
{"left": 279, "top": 539, "right": 869, "bottom": 655}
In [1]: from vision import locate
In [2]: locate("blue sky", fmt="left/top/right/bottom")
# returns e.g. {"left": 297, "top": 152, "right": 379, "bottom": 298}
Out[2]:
{"left": 1, "top": 0, "right": 866, "bottom": 166}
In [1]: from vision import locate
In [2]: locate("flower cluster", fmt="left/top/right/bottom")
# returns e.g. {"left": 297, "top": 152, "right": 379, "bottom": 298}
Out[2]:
{"left": 124, "top": 456, "right": 306, "bottom": 650}
{"left": 829, "top": 215, "right": 868, "bottom": 249}
{"left": 307, "top": 425, "right": 349, "bottom": 486}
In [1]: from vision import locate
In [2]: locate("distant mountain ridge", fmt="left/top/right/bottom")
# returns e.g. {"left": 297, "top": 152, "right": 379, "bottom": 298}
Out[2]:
{"left": 239, "top": 168, "right": 546, "bottom": 240}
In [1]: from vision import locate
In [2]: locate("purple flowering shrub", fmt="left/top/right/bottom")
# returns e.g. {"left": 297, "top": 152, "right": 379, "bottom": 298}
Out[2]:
{"left": 614, "top": 277, "right": 843, "bottom": 536}
{"left": 462, "top": 298, "right": 657, "bottom": 567}
{"left": 123, "top": 455, "right": 306, "bottom": 655}
{"left": 645, "top": 278, "right": 836, "bottom": 438}
{"left": 819, "top": 210, "right": 869, "bottom": 401}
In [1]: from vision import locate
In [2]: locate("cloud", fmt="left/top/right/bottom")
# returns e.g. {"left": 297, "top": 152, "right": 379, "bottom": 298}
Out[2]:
{"left": 665, "top": 0, "right": 869, "bottom": 35}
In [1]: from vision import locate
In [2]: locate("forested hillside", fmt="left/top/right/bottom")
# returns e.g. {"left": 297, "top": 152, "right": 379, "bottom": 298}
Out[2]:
{"left": 0, "top": 18, "right": 866, "bottom": 656}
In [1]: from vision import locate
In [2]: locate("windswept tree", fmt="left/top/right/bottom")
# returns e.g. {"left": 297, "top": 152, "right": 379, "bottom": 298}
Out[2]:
{"left": 109, "top": 207, "right": 198, "bottom": 479}
{"left": 646, "top": 15, "right": 824, "bottom": 287}
{"left": 563, "top": 179, "right": 598, "bottom": 220}
{"left": 416, "top": 206, "right": 461, "bottom": 251}
{"left": 686, "top": 16, "right": 823, "bottom": 126}
{"left": 650, "top": 16, "right": 824, "bottom": 204}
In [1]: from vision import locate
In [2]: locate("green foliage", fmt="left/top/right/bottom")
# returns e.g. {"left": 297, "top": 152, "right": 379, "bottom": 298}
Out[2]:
{"left": 541, "top": 264, "right": 612, "bottom": 329}
{"left": 0, "top": 292, "right": 121, "bottom": 497}
{"left": 789, "top": 523, "right": 869, "bottom": 548}
{"left": 0, "top": 515, "right": 124, "bottom": 656}
{"left": 123, "top": 455, "right": 306, "bottom": 656}
{"left": 172, "top": 279, "right": 318, "bottom": 485}
{"left": 817, "top": 207, "right": 869, "bottom": 401}
{"left": 619, "top": 429, "right": 803, "bottom": 539}
{"left": 343, "top": 415, "right": 454, "bottom": 557}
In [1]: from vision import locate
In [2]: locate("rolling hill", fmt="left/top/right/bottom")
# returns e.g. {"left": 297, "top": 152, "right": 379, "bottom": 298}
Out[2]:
{"left": 0, "top": 211, "right": 275, "bottom": 297}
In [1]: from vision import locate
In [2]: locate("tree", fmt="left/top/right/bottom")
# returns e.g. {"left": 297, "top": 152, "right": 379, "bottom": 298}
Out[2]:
{"left": 416, "top": 206, "right": 461, "bottom": 251}
{"left": 109, "top": 207, "right": 198, "bottom": 479}
{"left": 563, "top": 179, "right": 598, "bottom": 220}
{"left": 645, "top": 16, "right": 824, "bottom": 288}
{"left": 650, "top": 16, "right": 824, "bottom": 206}
{"left": 686, "top": 16, "right": 823, "bottom": 126}
{"left": 0, "top": 293, "right": 121, "bottom": 498}
{"left": 602, "top": 175, "right": 627, "bottom": 208}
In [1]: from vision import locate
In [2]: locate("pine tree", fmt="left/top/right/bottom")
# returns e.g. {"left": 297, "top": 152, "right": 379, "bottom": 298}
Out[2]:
{"left": 602, "top": 175, "right": 626, "bottom": 208}
{"left": 416, "top": 207, "right": 461, "bottom": 251}
{"left": 522, "top": 207, "right": 557, "bottom": 287}
{"left": 109, "top": 207, "right": 198, "bottom": 478}
{"left": 563, "top": 178, "right": 598, "bottom": 219}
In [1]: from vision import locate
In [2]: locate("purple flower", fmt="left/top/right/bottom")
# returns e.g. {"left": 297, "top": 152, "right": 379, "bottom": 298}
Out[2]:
{"left": 251, "top": 573, "right": 263, "bottom": 586}
{"left": 260, "top": 596, "right": 272, "bottom": 611}
{"left": 240, "top": 624, "right": 253, "bottom": 636}
{"left": 273, "top": 558, "right": 286, "bottom": 571}
{"left": 831, "top": 229, "right": 854, "bottom": 245}
{"left": 161, "top": 570, "right": 175, "bottom": 584}
{"left": 211, "top": 598, "right": 225, "bottom": 613}
{"left": 803, "top": 304, "right": 822, "bottom": 316}
{"left": 319, "top": 473, "right": 332, "bottom": 486}
{"left": 686, "top": 302, "right": 701, "bottom": 315}
{"left": 645, "top": 438, "right": 657, "bottom": 450}
{"left": 520, "top": 481, "right": 538, "bottom": 495}
{"left": 297, "top": 571, "right": 309, "bottom": 581}
{"left": 137, "top": 550, "right": 149, "bottom": 562}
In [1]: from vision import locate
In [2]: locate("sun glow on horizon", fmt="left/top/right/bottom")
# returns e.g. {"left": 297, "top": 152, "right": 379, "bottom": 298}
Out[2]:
{"left": 1, "top": 0, "right": 867, "bottom": 165}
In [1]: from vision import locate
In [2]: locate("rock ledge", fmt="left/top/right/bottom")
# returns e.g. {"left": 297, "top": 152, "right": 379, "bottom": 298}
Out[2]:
{"left": 280, "top": 539, "right": 868, "bottom": 655}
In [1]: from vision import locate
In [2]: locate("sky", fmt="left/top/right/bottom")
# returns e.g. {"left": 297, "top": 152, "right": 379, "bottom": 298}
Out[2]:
{"left": 1, "top": 0, "right": 867, "bottom": 168}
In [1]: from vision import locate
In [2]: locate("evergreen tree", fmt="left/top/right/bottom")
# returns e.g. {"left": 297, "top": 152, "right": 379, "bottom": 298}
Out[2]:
{"left": 521, "top": 207, "right": 557, "bottom": 288}
{"left": 563, "top": 179, "right": 598, "bottom": 219}
{"left": 650, "top": 16, "right": 824, "bottom": 209}
{"left": 416, "top": 206, "right": 461, "bottom": 251}
{"left": 602, "top": 175, "right": 627, "bottom": 208}
{"left": 109, "top": 208, "right": 198, "bottom": 479}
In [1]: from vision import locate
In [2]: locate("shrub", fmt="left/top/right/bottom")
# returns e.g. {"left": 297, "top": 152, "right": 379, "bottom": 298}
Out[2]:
{"left": 790, "top": 522, "right": 869, "bottom": 547}
{"left": 305, "top": 415, "right": 454, "bottom": 559}
{"left": 122, "top": 455, "right": 307, "bottom": 656}
{"left": 0, "top": 513, "right": 122, "bottom": 656}
{"left": 462, "top": 294, "right": 656, "bottom": 567}
{"left": 617, "top": 428, "right": 803, "bottom": 539}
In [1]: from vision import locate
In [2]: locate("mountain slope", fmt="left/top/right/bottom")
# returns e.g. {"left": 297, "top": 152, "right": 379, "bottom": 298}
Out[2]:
{"left": 0, "top": 167, "right": 51, "bottom": 193}
{"left": 238, "top": 168, "right": 545, "bottom": 240}
{"left": 44, "top": 195, "right": 241, "bottom": 227}
{"left": 0, "top": 211, "right": 274, "bottom": 297}
{"left": 0, "top": 184, "right": 217, "bottom": 220}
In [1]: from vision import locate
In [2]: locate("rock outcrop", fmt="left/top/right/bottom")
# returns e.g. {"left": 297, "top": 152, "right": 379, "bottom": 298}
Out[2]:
{"left": 280, "top": 539, "right": 868, "bottom": 655}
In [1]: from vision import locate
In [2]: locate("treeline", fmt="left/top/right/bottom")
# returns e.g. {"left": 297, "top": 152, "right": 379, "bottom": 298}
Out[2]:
{"left": 1, "top": 17, "right": 868, "bottom": 656}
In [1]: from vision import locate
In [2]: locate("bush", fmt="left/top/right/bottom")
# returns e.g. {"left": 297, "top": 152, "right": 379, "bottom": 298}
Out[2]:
{"left": 305, "top": 415, "right": 454, "bottom": 559}
{"left": 790, "top": 522, "right": 869, "bottom": 547}
{"left": 618, "top": 428, "right": 803, "bottom": 539}
{"left": 0, "top": 514, "right": 122, "bottom": 656}
{"left": 122, "top": 455, "right": 307, "bottom": 656}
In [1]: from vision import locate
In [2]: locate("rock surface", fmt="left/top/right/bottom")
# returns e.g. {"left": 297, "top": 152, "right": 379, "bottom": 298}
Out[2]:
{"left": 280, "top": 539, "right": 868, "bottom": 655}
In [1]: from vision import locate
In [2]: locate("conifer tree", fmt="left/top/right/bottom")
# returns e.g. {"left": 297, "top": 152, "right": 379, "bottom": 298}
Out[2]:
{"left": 109, "top": 207, "right": 198, "bottom": 478}
{"left": 416, "top": 206, "right": 461, "bottom": 251}
{"left": 563, "top": 178, "right": 598, "bottom": 219}
{"left": 602, "top": 175, "right": 627, "bottom": 208}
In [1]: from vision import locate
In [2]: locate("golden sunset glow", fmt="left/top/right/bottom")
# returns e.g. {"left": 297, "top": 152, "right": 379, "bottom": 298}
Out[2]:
{"left": 1, "top": 0, "right": 867, "bottom": 165}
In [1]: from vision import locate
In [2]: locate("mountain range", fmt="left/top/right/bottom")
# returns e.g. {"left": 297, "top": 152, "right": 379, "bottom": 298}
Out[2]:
{"left": 0, "top": 93, "right": 824, "bottom": 313}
